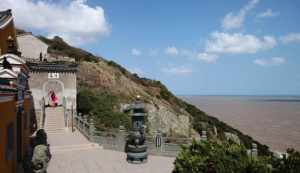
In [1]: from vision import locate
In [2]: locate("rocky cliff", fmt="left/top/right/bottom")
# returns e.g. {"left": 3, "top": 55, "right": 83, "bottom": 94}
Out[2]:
{"left": 78, "top": 60, "right": 191, "bottom": 137}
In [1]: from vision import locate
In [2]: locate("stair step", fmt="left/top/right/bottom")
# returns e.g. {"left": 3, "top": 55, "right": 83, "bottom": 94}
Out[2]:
{"left": 45, "top": 128, "right": 67, "bottom": 132}
{"left": 51, "top": 143, "right": 102, "bottom": 153}
{"left": 44, "top": 107, "right": 67, "bottom": 134}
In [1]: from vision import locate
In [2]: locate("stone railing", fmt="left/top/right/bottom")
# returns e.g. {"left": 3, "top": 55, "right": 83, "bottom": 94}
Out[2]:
{"left": 74, "top": 114, "right": 192, "bottom": 157}
{"left": 40, "top": 97, "right": 46, "bottom": 128}
{"left": 74, "top": 114, "right": 95, "bottom": 140}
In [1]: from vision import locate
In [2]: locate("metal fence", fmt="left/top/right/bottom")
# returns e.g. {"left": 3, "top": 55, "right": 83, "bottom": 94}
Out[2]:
{"left": 74, "top": 114, "right": 192, "bottom": 157}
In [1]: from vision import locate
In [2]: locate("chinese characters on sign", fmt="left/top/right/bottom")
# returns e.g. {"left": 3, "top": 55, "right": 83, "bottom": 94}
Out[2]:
{"left": 48, "top": 73, "right": 59, "bottom": 79}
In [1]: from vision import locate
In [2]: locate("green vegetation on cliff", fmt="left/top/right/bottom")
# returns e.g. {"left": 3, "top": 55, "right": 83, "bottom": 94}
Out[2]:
{"left": 173, "top": 139, "right": 300, "bottom": 173}
{"left": 173, "top": 139, "right": 270, "bottom": 173}
{"left": 77, "top": 87, "right": 131, "bottom": 130}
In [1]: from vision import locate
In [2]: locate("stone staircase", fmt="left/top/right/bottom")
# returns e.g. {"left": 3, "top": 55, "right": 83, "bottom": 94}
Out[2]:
{"left": 44, "top": 107, "right": 66, "bottom": 134}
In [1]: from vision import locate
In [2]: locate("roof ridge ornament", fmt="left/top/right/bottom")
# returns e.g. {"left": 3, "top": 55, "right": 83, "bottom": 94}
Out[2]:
{"left": 2, "top": 57, "right": 12, "bottom": 70}
{"left": 7, "top": 35, "right": 21, "bottom": 56}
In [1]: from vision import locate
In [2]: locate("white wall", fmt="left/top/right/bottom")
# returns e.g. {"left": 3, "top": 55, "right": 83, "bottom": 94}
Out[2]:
{"left": 29, "top": 72, "right": 77, "bottom": 111}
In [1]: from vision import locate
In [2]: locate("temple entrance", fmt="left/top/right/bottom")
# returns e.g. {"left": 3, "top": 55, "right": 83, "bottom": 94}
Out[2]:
{"left": 43, "top": 80, "right": 67, "bottom": 130}
{"left": 43, "top": 80, "right": 64, "bottom": 107}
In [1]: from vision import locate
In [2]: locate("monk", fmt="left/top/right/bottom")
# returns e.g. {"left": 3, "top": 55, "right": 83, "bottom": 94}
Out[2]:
{"left": 48, "top": 90, "right": 58, "bottom": 107}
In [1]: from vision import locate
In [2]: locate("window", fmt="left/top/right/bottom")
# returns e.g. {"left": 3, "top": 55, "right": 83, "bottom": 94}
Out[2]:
{"left": 6, "top": 123, "right": 14, "bottom": 161}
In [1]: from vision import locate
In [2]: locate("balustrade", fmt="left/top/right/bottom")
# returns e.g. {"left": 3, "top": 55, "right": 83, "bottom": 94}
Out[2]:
{"left": 73, "top": 113, "right": 192, "bottom": 157}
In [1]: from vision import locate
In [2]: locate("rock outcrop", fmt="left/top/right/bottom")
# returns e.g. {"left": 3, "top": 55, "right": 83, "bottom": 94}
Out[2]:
{"left": 78, "top": 61, "right": 191, "bottom": 137}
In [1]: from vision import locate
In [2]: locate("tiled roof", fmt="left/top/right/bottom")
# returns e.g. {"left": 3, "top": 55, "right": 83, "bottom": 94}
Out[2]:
{"left": 0, "top": 9, "right": 12, "bottom": 28}
{"left": 27, "top": 61, "right": 78, "bottom": 72}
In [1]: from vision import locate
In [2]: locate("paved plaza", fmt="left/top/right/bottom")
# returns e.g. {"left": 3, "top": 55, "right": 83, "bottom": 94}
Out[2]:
{"left": 46, "top": 108, "right": 175, "bottom": 173}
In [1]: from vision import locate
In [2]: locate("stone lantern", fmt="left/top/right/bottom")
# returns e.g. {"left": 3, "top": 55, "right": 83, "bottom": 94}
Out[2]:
{"left": 125, "top": 95, "right": 148, "bottom": 163}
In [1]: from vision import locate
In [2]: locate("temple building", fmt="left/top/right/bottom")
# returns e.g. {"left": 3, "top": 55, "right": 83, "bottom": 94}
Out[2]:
{"left": 1, "top": 9, "right": 78, "bottom": 172}
{"left": 1, "top": 9, "right": 78, "bottom": 129}
{"left": 0, "top": 13, "right": 35, "bottom": 172}
{"left": 27, "top": 61, "right": 78, "bottom": 127}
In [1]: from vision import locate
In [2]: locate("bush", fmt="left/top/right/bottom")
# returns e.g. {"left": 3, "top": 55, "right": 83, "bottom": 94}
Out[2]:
{"left": 272, "top": 148, "right": 300, "bottom": 173}
{"left": 77, "top": 88, "right": 131, "bottom": 130}
{"left": 173, "top": 139, "right": 270, "bottom": 173}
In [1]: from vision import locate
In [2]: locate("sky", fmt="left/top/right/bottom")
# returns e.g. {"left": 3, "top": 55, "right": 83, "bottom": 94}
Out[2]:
{"left": 1, "top": 0, "right": 300, "bottom": 95}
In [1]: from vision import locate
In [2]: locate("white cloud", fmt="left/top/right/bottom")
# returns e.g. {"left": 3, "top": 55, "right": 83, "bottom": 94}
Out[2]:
{"left": 254, "top": 57, "right": 286, "bottom": 67}
{"left": 222, "top": 0, "right": 260, "bottom": 30}
{"left": 0, "top": 0, "right": 110, "bottom": 45}
{"left": 165, "top": 46, "right": 179, "bottom": 56}
{"left": 257, "top": 9, "right": 280, "bottom": 18}
{"left": 162, "top": 66, "right": 192, "bottom": 75}
{"left": 205, "top": 32, "right": 277, "bottom": 54}
{"left": 196, "top": 53, "right": 219, "bottom": 63}
{"left": 131, "top": 48, "right": 141, "bottom": 56}
{"left": 280, "top": 33, "right": 300, "bottom": 44}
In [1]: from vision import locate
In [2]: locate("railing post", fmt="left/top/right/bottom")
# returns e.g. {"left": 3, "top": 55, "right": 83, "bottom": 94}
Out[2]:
{"left": 63, "top": 97, "right": 67, "bottom": 127}
{"left": 89, "top": 118, "right": 95, "bottom": 142}
{"left": 40, "top": 97, "right": 45, "bottom": 128}
{"left": 201, "top": 130, "right": 207, "bottom": 141}
{"left": 251, "top": 143, "right": 258, "bottom": 159}
{"left": 83, "top": 116, "right": 88, "bottom": 136}
{"left": 71, "top": 104, "right": 74, "bottom": 132}
{"left": 155, "top": 130, "right": 163, "bottom": 152}
{"left": 81, "top": 116, "right": 84, "bottom": 132}
{"left": 75, "top": 113, "right": 82, "bottom": 130}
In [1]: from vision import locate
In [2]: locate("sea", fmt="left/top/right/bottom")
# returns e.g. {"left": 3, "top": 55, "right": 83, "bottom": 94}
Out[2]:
{"left": 180, "top": 95, "right": 300, "bottom": 152}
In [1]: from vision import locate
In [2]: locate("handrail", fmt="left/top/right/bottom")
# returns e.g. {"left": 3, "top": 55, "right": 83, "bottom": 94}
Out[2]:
{"left": 41, "top": 97, "right": 45, "bottom": 128}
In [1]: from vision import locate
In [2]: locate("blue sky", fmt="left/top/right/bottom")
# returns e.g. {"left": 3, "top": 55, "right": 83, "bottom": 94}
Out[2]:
{"left": 2, "top": 0, "right": 300, "bottom": 95}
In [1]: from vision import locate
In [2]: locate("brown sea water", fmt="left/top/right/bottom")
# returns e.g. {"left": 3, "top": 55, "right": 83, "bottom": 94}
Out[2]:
{"left": 180, "top": 95, "right": 300, "bottom": 151}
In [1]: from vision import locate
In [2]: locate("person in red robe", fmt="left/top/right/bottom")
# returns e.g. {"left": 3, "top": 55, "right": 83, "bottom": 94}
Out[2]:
{"left": 48, "top": 90, "right": 58, "bottom": 107}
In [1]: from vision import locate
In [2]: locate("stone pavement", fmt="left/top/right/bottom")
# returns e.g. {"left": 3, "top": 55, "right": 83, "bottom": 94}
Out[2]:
{"left": 45, "top": 108, "right": 175, "bottom": 173}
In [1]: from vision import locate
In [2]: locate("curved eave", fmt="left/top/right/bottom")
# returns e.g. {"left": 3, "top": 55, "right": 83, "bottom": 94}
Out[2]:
{"left": 0, "top": 15, "right": 13, "bottom": 30}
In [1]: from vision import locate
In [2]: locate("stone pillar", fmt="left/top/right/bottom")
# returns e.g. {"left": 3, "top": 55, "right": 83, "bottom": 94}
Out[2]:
{"left": 251, "top": 143, "right": 258, "bottom": 159}
{"left": 63, "top": 97, "right": 67, "bottom": 127}
{"left": 213, "top": 126, "right": 218, "bottom": 137}
{"left": 201, "top": 130, "right": 207, "bottom": 141}
{"left": 38, "top": 97, "right": 45, "bottom": 129}
{"left": 89, "top": 118, "right": 95, "bottom": 142}
{"left": 155, "top": 130, "right": 163, "bottom": 152}
{"left": 83, "top": 116, "right": 88, "bottom": 136}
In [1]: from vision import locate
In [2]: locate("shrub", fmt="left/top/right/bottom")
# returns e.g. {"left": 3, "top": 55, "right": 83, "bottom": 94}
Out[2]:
{"left": 272, "top": 148, "right": 300, "bottom": 173}
{"left": 77, "top": 88, "right": 130, "bottom": 130}
{"left": 173, "top": 139, "right": 271, "bottom": 173}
